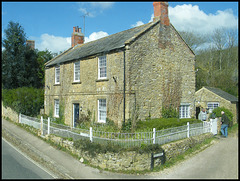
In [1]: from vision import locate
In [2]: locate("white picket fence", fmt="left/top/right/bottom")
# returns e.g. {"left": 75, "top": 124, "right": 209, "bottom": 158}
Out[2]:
{"left": 19, "top": 113, "right": 214, "bottom": 148}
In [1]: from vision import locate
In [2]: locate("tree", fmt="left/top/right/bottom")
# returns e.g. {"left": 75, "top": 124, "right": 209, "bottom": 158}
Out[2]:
{"left": 210, "top": 28, "right": 227, "bottom": 71}
{"left": 2, "top": 21, "right": 41, "bottom": 89}
{"left": 37, "top": 49, "right": 54, "bottom": 87}
{"left": 2, "top": 21, "right": 26, "bottom": 89}
{"left": 179, "top": 31, "right": 207, "bottom": 54}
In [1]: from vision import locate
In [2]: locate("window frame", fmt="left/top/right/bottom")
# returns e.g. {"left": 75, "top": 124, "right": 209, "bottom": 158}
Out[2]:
{"left": 207, "top": 102, "right": 219, "bottom": 113}
{"left": 55, "top": 66, "right": 60, "bottom": 84}
{"left": 98, "top": 99, "right": 107, "bottom": 123}
{"left": 54, "top": 99, "right": 59, "bottom": 118}
{"left": 74, "top": 61, "right": 80, "bottom": 82}
{"left": 179, "top": 104, "right": 190, "bottom": 119}
{"left": 98, "top": 55, "right": 107, "bottom": 79}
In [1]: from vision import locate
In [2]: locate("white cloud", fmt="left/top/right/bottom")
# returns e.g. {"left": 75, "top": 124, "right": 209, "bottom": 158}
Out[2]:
{"left": 84, "top": 31, "right": 109, "bottom": 43}
{"left": 149, "top": 14, "right": 154, "bottom": 23}
{"left": 78, "top": 2, "right": 114, "bottom": 17}
{"left": 90, "top": 2, "right": 114, "bottom": 9}
{"left": 78, "top": 8, "right": 94, "bottom": 17}
{"left": 169, "top": 4, "right": 238, "bottom": 35}
{"left": 131, "top": 21, "right": 144, "bottom": 28}
{"left": 32, "top": 34, "right": 71, "bottom": 53}
{"left": 30, "top": 31, "right": 109, "bottom": 53}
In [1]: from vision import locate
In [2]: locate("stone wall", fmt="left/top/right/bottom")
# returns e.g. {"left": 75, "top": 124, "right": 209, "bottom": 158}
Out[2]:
{"left": 127, "top": 23, "right": 195, "bottom": 120}
{"left": 46, "top": 132, "right": 213, "bottom": 171}
{"left": 2, "top": 102, "right": 19, "bottom": 123}
{"left": 44, "top": 51, "right": 125, "bottom": 127}
{"left": 44, "top": 20, "right": 196, "bottom": 127}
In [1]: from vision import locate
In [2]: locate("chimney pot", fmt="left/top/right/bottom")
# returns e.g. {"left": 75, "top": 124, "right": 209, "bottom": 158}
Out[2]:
{"left": 153, "top": 1, "right": 170, "bottom": 26}
{"left": 71, "top": 26, "right": 84, "bottom": 47}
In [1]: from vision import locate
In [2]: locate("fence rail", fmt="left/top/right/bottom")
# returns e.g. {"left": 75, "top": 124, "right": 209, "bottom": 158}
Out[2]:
{"left": 19, "top": 113, "right": 213, "bottom": 148}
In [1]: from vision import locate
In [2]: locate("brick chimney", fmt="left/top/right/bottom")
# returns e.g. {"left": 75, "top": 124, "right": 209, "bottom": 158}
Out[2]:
{"left": 153, "top": 2, "right": 170, "bottom": 26}
{"left": 71, "top": 26, "right": 84, "bottom": 47}
{"left": 26, "top": 40, "right": 35, "bottom": 49}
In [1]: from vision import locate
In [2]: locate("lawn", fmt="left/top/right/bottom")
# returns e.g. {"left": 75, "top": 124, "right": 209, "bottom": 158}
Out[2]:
{"left": 135, "top": 118, "right": 202, "bottom": 132}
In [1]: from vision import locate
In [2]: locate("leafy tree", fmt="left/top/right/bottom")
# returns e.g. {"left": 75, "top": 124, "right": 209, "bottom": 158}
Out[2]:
{"left": 2, "top": 21, "right": 26, "bottom": 89}
{"left": 2, "top": 21, "right": 41, "bottom": 89}
{"left": 36, "top": 49, "right": 54, "bottom": 87}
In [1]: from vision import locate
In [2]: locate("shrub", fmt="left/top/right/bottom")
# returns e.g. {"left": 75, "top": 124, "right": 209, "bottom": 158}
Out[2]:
{"left": 73, "top": 138, "right": 164, "bottom": 157}
{"left": 162, "top": 106, "right": 179, "bottom": 118}
{"left": 73, "top": 139, "right": 122, "bottom": 157}
{"left": 136, "top": 118, "right": 201, "bottom": 131}
{"left": 210, "top": 107, "right": 233, "bottom": 127}
{"left": 2, "top": 87, "right": 44, "bottom": 116}
{"left": 54, "top": 101, "right": 65, "bottom": 125}
{"left": 121, "top": 119, "right": 132, "bottom": 132}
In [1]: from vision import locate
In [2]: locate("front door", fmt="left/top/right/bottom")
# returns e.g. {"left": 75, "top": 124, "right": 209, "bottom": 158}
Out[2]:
{"left": 196, "top": 107, "right": 200, "bottom": 119}
{"left": 73, "top": 103, "right": 79, "bottom": 127}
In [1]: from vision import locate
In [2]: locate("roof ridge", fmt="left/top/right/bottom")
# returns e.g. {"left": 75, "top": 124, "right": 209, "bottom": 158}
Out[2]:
{"left": 74, "top": 22, "right": 152, "bottom": 49}
{"left": 203, "top": 86, "right": 238, "bottom": 102}
{"left": 44, "top": 46, "right": 73, "bottom": 66}
{"left": 45, "top": 21, "right": 158, "bottom": 67}
{"left": 125, "top": 20, "right": 159, "bottom": 45}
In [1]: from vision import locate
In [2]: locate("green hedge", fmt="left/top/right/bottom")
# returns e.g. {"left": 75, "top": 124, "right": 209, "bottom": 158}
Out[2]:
{"left": 136, "top": 118, "right": 202, "bottom": 131}
{"left": 210, "top": 107, "right": 233, "bottom": 127}
{"left": 2, "top": 87, "right": 44, "bottom": 116}
{"left": 73, "top": 138, "right": 164, "bottom": 157}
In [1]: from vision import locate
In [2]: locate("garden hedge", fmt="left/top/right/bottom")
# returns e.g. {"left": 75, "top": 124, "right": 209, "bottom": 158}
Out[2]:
{"left": 2, "top": 87, "right": 44, "bottom": 116}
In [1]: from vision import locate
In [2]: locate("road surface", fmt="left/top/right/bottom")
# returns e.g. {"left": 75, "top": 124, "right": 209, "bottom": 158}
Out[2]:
{"left": 149, "top": 135, "right": 238, "bottom": 179}
{"left": 2, "top": 138, "right": 55, "bottom": 179}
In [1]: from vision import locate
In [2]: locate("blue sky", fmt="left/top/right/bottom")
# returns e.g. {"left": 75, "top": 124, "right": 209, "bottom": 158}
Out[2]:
{"left": 2, "top": 2, "right": 238, "bottom": 53}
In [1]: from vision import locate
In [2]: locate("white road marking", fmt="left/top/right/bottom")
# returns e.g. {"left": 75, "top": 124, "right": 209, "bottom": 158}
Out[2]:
{"left": 2, "top": 138, "right": 58, "bottom": 179}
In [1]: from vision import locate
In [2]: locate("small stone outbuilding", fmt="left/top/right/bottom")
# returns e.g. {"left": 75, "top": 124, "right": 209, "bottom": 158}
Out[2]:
{"left": 195, "top": 86, "right": 238, "bottom": 123}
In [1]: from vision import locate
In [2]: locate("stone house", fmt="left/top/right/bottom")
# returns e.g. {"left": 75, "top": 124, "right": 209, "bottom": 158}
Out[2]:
{"left": 44, "top": 2, "right": 196, "bottom": 127}
{"left": 195, "top": 86, "right": 238, "bottom": 123}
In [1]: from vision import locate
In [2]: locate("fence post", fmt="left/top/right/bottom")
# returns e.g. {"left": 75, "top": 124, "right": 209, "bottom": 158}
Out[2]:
{"left": 19, "top": 113, "right": 21, "bottom": 123}
{"left": 48, "top": 117, "right": 50, "bottom": 135}
{"left": 153, "top": 128, "right": 156, "bottom": 144}
{"left": 90, "top": 127, "right": 93, "bottom": 142}
{"left": 41, "top": 116, "right": 43, "bottom": 136}
{"left": 187, "top": 122, "right": 190, "bottom": 138}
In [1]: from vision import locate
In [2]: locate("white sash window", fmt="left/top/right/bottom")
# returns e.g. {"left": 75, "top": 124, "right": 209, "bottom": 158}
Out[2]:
{"left": 98, "top": 99, "right": 106, "bottom": 123}
{"left": 55, "top": 66, "right": 60, "bottom": 84}
{"left": 74, "top": 61, "right": 80, "bottom": 82}
{"left": 98, "top": 55, "right": 107, "bottom": 79}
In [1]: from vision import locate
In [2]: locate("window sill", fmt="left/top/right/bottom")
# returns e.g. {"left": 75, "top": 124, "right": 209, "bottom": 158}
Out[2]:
{"left": 96, "top": 78, "right": 109, "bottom": 82}
{"left": 72, "top": 81, "right": 81, "bottom": 84}
{"left": 54, "top": 84, "right": 61, "bottom": 86}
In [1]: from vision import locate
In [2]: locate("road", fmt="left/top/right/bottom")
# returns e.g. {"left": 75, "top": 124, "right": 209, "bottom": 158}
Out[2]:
{"left": 2, "top": 118, "right": 238, "bottom": 179}
{"left": 2, "top": 138, "right": 55, "bottom": 179}
{"left": 148, "top": 135, "right": 238, "bottom": 179}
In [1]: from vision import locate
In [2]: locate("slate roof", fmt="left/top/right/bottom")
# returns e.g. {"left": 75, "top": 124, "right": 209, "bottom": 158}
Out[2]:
{"left": 45, "top": 21, "right": 158, "bottom": 67}
{"left": 204, "top": 86, "right": 238, "bottom": 103}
